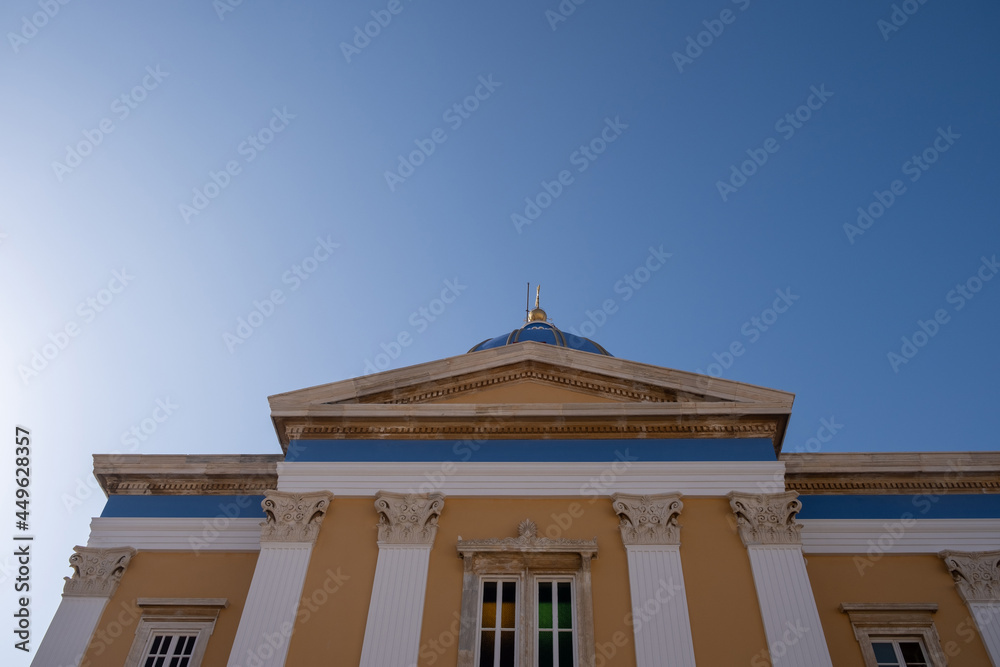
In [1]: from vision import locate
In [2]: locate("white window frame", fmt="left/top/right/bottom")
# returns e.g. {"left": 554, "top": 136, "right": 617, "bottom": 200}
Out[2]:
{"left": 868, "top": 637, "right": 932, "bottom": 666}
{"left": 840, "top": 603, "right": 947, "bottom": 667}
{"left": 476, "top": 578, "right": 521, "bottom": 667}
{"left": 124, "top": 598, "right": 228, "bottom": 667}
{"left": 533, "top": 576, "right": 577, "bottom": 667}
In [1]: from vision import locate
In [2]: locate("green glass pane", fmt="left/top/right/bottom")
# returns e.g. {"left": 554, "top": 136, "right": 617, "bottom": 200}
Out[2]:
{"left": 539, "top": 582, "right": 553, "bottom": 629}
{"left": 482, "top": 582, "right": 497, "bottom": 628}
{"left": 899, "top": 642, "right": 927, "bottom": 666}
{"left": 557, "top": 582, "right": 572, "bottom": 628}
{"left": 558, "top": 631, "right": 574, "bottom": 667}
{"left": 479, "top": 630, "right": 495, "bottom": 667}
{"left": 499, "top": 630, "right": 516, "bottom": 667}
{"left": 501, "top": 581, "right": 517, "bottom": 629}
{"left": 872, "top": 642, "right": 899, "bottom": 666}
{"left": 538, "top": 631, "right": 553, "bottom": 667}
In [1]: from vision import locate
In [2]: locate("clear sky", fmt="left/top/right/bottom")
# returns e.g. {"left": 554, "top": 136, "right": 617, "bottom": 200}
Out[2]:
{"left": 2, "top": 0, "right": 999, "bottom": 662}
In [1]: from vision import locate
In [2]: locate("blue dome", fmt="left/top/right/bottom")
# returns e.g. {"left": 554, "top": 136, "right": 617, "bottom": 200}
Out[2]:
{"left": 468, "top": 321, "right": 612, "bottom": 356}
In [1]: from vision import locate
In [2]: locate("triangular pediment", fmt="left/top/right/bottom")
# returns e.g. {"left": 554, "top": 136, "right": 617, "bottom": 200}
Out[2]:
{"left": 269, "top": 342, "right": 792, "bottom": 408}
{"left": 268, "top": 343, "right": 795, "bottom": 452}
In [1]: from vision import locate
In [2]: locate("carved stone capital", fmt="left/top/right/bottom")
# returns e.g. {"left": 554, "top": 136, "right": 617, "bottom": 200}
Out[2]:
{"left": 375, "top": 491, "right": 445, "bottom": 545}
{"left": 940, "top": 550, "right": 1000, "bottom": 603}
{"left": 259, "top": 491, "right": 333, "bottom": 544}
{"left": 728, "top": 491, "right": 803, "bottom": 546}
{"left": 63, "top": 546, "right": 136, "bottom": 597}
{"left": 611, "top": 493, "right": 683, "bottom": 546}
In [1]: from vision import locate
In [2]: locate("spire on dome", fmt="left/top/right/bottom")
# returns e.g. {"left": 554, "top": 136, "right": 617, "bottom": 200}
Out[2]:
{"left": 527, "top": 285, "right": 547, "bottom": 323}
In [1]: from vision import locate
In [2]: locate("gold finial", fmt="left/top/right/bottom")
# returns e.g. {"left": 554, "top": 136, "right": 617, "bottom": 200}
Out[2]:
{"left": 527, "top": 285, "right": 547, "bottom": 322}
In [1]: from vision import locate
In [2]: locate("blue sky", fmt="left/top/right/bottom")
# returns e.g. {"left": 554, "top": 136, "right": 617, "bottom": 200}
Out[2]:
{"left": 2, "top": 0, "right": 999, "bottom": 660}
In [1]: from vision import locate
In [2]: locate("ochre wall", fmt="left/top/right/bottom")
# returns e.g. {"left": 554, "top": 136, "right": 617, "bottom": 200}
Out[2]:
{"left": 284, "top": 497, "right": 380, "bottom": 666}
{"left": 808, "top": 554, "right": 992, "bottom": 666}
{"left": 679, "top": 498, "right": 771, "bottom": 665}
{"left": 79, "top": 551, "right": 257, "bottom": 667}
{"left": 415, "top": 497, "right": 636, "bottom": 667}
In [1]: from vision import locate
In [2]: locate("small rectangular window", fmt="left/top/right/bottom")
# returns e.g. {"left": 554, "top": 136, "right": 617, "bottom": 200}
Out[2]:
{"left": 143, "top": 634, "right": 197, "bottom": 667}
{"left": 537, "top": 580, "right": 574, "bottom": 667}
{"left": 871, "top": 639, "right": 929, "bottom": 667}
{"left": 479, "top": 580, "right": 517, "bottom": 667}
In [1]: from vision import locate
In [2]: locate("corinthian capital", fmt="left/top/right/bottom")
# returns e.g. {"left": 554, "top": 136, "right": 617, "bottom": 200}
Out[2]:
{"left": 375, "top": 491, "right": 445, "bottom": 546}
{"left": 63, "top": 546, "right": 136, "bottom": 597}
{"left": 728, "top": 491, "right": 803, "bottom": 546}
{"left": 611, "top": 493, "right": 683, "bottom": 546}
{"left": 940, "top": 550, "right": 1000, "bottom": 603}
{"left": 260, "top": 491, "right": 333, "bottom": 544}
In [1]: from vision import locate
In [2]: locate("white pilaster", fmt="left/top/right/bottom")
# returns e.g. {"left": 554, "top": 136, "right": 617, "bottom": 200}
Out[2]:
{"left": 359, "top": 491, "right": 444, "bottom": 667}
{"left": 940, "top": 550, "right": 1000, "bottom": 667}
{"left": 226, "top": 491, "right": 332, "bottom": 667}
{"left": 32, "top": 546, "right": 136, "bottom": 667}
{"left": 612, "top": 493, "right": 696, "bottom": 667}
{"left": 730, "top": 492, "right": 833, "bottom": 667}
{"left": 968, "top": 603, "right": 1000, "bottom": 666}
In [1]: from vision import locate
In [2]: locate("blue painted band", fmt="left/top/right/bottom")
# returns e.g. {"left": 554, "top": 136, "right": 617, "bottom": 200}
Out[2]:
{"left": 797, "top": 494, "right": 1000, "bottom": 520}
{"left": 101, "top": 495, "right": 266, "bottom": 518}
{"left": 285, "top": 438, "right": 776, "bottom": 462}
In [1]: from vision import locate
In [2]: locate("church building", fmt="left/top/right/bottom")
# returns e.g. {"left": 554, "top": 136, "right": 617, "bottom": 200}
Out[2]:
{"left": 32, "top": 299, "right": 1000, "bottom": 667}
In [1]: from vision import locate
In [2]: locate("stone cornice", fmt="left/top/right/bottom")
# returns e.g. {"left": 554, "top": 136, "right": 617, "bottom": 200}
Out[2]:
{"left": 276, "top": 411, "right": 782, "bottom": 452}
{"left": 269, "top": 342, "right": 795, "bottom": 408}
{"left": 611, "top": 493, "right": 683, "bottom": 546}
{"left": 260, "top": 490, "right": 333, "bottom": 544}
{"left": 93, "top": 454, "right": 280, "bottom": 496}
{"left": 374, "top": 491, "right": 445, "bottom": 545}
{"left": 783, "top": 452, "right": 1000, "bottom": 495}
{"left": 728, "top": 491, "right": 803, "bottom": 547}
{"left": 940, "top": 550, "right": 1000, "bottom": 603}
{"left": 63, "top": 546, "right": 136, "bottom": 597}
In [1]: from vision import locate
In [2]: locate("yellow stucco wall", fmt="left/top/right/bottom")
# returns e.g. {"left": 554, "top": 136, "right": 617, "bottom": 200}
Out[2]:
{"left": 284, "top": 497, "right": 380, "bottom": 666}
{"left": 79, "top": 551, "right": 257, "bottom": 667}
{"left": 807, "top": 553, "right": 992, "bottom": 666}
{"left": 679, "top": 498, "right": 771, "bottom": 665}
{"left": 286, "top": 495, "right": 771, "bottom": 667}
{"left": 415, "top": 497, "right": 636, "bottom": 667}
